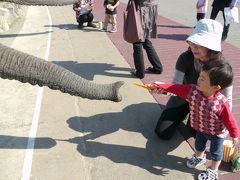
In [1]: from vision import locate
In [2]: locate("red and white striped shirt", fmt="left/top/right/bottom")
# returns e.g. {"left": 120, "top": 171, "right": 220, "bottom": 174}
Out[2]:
{"left": 154, "top": 83, "right": 240, "bottom": 138}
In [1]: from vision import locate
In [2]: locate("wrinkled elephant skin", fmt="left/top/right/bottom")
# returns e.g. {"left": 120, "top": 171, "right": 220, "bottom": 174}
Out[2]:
{"left": 0, "top": 0, "right": 124, "bottom": 102}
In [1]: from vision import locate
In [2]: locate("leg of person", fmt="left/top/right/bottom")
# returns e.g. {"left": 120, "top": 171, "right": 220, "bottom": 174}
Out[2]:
{"left": 187, "top": 132, "right": 207, "bottom": 168}
{"left": 221, "top": 10, "right": 230, "bottom": 41}
{"left": 209, "top": 136, "right": 224, "bottom": 171}
{"left": 132, "top": 42, "right": 145, "bottom": 79}
{"left": 143, "top": 39, "right": 163, "bottom": 74}
{"left": 155, "top": 101, "right": 190, "bottom": 140}
{"left": 210, "top": 6, "right": 219, "bottom": 20}
{"left": 78, "top": 15, "right": 85, "bottom": 29}
{"left": 86, "top": 12, "right": 96, "bottom": 28}
{"left": 155, "top": 96, "right": 188, "bottom": 138}
{"left": 202, "top": 13, "right": 206, "bottom": 19}
{"left": 197, "top": 13, "right": 202, "bottom": 21}
{"left": 198, "top": 135, "right": 223, "bottom": 180}
{"left": 81, "top": 14, "right": 90, "bottom": 27}
{"left": 198, "top": 13, "right": 205, "bottom": 21}
{"left": 109, "top": 14, "right": 117, "bottom": 33}
{"left": 102, "top": 13, "right": 110, "bottom": 31}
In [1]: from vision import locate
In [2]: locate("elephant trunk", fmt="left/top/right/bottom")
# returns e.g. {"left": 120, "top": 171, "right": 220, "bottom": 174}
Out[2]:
{"left": 0, "top": 0, "right": 79, "bottom": 6}
{"left": 0, "top": 43, "right": 124, "bottom": 102}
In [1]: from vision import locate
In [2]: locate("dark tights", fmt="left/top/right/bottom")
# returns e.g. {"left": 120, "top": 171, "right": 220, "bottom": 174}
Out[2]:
{"left": 155, "top": 103, "right": 191, "bottom": 140}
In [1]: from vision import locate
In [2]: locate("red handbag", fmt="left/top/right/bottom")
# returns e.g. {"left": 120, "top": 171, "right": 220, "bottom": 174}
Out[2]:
{"left": 123, "top": 0, "right": 144, "bottom": 43}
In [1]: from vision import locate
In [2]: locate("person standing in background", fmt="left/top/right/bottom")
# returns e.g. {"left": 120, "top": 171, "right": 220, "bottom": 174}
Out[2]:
{"left": 130, "top": 0, "right": 163, "bottom": 79}
{"left": 210, "top": 0, "right": 238, "bottom": 41}
{"left": 196, "top": 0, "right": 208, "bottom": 21}
{"left": 101, "top": 0, "right": 120, "bottom": 33}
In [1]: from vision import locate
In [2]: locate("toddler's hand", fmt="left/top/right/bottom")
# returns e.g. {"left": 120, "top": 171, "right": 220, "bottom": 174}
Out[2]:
{"left": 107, "top": 4, "right": 114, "bottom": 11}
{"left": 232, "top": 137, "right": 239, "bottom": 148}
{"left": 148, "top": 83, "right": 167, "bottom": 94}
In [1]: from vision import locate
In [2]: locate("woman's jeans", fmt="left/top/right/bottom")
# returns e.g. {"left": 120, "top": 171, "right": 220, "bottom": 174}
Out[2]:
{"left": 133, "top": 39, "right": 162, "bottom": 79}
{"left": 195, "top": 131, "right": 224, "bottom": 161}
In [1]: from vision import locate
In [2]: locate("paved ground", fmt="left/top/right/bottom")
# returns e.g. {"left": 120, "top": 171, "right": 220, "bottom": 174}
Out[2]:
{"left": 93, "top": 0, "right": 240, "bottom": 179}
{"left": 0, "top": 5, "right": 196, "bottom": 180}
{"left": 0, "top": 0, "right": 239, "bottom": 179}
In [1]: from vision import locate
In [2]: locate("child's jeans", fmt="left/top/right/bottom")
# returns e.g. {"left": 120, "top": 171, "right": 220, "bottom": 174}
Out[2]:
{"left": 103, "top": 14, "right": 117, "bottom": 30}
{"left": 195, "top": 131, "right": 224, "bottom": 161}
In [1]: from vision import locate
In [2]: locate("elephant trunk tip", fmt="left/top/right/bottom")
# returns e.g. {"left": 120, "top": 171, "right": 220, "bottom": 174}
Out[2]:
{"left": 112, "top": 81, "right": 124, "bottom": 102}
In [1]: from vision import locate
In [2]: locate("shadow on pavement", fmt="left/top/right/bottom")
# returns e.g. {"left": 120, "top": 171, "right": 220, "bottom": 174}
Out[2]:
{"left": 158, "top": 34, "right": 189, "bottom": 41}
{"left": 0, "top": 135, "right": 56, "bottom": 149}
{"left": 58, "top": 102, "right": 200, "bottom": 178}
{"left": 45, "top": 23, "right": 100, "bottom": 32}
{"left": 45, "top": 23, "right": 77, "bottom": 30}
{"left": 52, "top": 60, "right": 133, "bottom": 80}
{"left": 157, "top": 25, "right": 193, "bottom": 29}
{"left": 0, "top": 31, "right": 53, "bottom": 38}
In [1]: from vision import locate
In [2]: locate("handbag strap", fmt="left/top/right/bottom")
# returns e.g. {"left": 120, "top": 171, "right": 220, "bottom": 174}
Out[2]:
{"left": 126, "top": 0, "right": 132, "bottom": 11}
{"left": 126, "top": 0, "right": 140, "bottom": 11}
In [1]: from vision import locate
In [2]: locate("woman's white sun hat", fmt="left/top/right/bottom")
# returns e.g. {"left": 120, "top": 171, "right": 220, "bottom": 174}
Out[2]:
{"left": 186, "top": 19, "right": 223, "bottom": 51}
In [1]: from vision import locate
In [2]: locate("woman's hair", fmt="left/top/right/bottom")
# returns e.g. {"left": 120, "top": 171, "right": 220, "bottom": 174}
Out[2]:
{"left": 207, "top": 49, "right": 223, "bottom": 61}
{"left": 202, "top": 60, "right": 233, "bottom": 90}
{"left": 187, "top": 47, "right": 223, "bottom": 61}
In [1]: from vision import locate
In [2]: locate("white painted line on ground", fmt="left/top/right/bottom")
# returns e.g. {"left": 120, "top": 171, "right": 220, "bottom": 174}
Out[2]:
{"left": 21, "top": 7, "right": 52, "bottom": 180}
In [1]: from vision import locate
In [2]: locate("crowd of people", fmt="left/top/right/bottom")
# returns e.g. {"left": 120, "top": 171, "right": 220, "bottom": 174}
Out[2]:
{"left": 72, "top": 0, "right": 239, "bottom": 180}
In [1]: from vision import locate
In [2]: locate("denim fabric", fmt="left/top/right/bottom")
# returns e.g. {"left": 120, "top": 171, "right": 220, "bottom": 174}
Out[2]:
{"left": 195, "top": 131, "right": 224, "bottom": 161}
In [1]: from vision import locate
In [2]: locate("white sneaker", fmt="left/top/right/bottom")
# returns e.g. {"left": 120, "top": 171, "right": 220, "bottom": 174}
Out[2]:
{"left": 198, "top": 167, "right": 218, "bottom": 180}
{"left": 186, "top": 154, "right": 206, "bottom": 168}
{"left": 109, "top": 28, "right": 117, "bottom": 33}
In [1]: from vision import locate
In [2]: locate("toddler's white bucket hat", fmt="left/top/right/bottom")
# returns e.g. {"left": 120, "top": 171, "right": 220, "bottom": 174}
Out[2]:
{"left": 186, "top": 19, "right": 223, "bottom": 51}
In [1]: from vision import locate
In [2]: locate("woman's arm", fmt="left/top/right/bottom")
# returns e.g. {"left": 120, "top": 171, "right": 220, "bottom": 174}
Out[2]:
{"left": 73, "top": 3, "right": 80, "bottom": 11}
{"left": 173, "top": 50, "right": 194, "bottom": 84}
{"left": 220, "top": 85, "right": 233, "bottom": 110}
{"left": 172, "top": 70, "right": 185, "bottom": 84}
